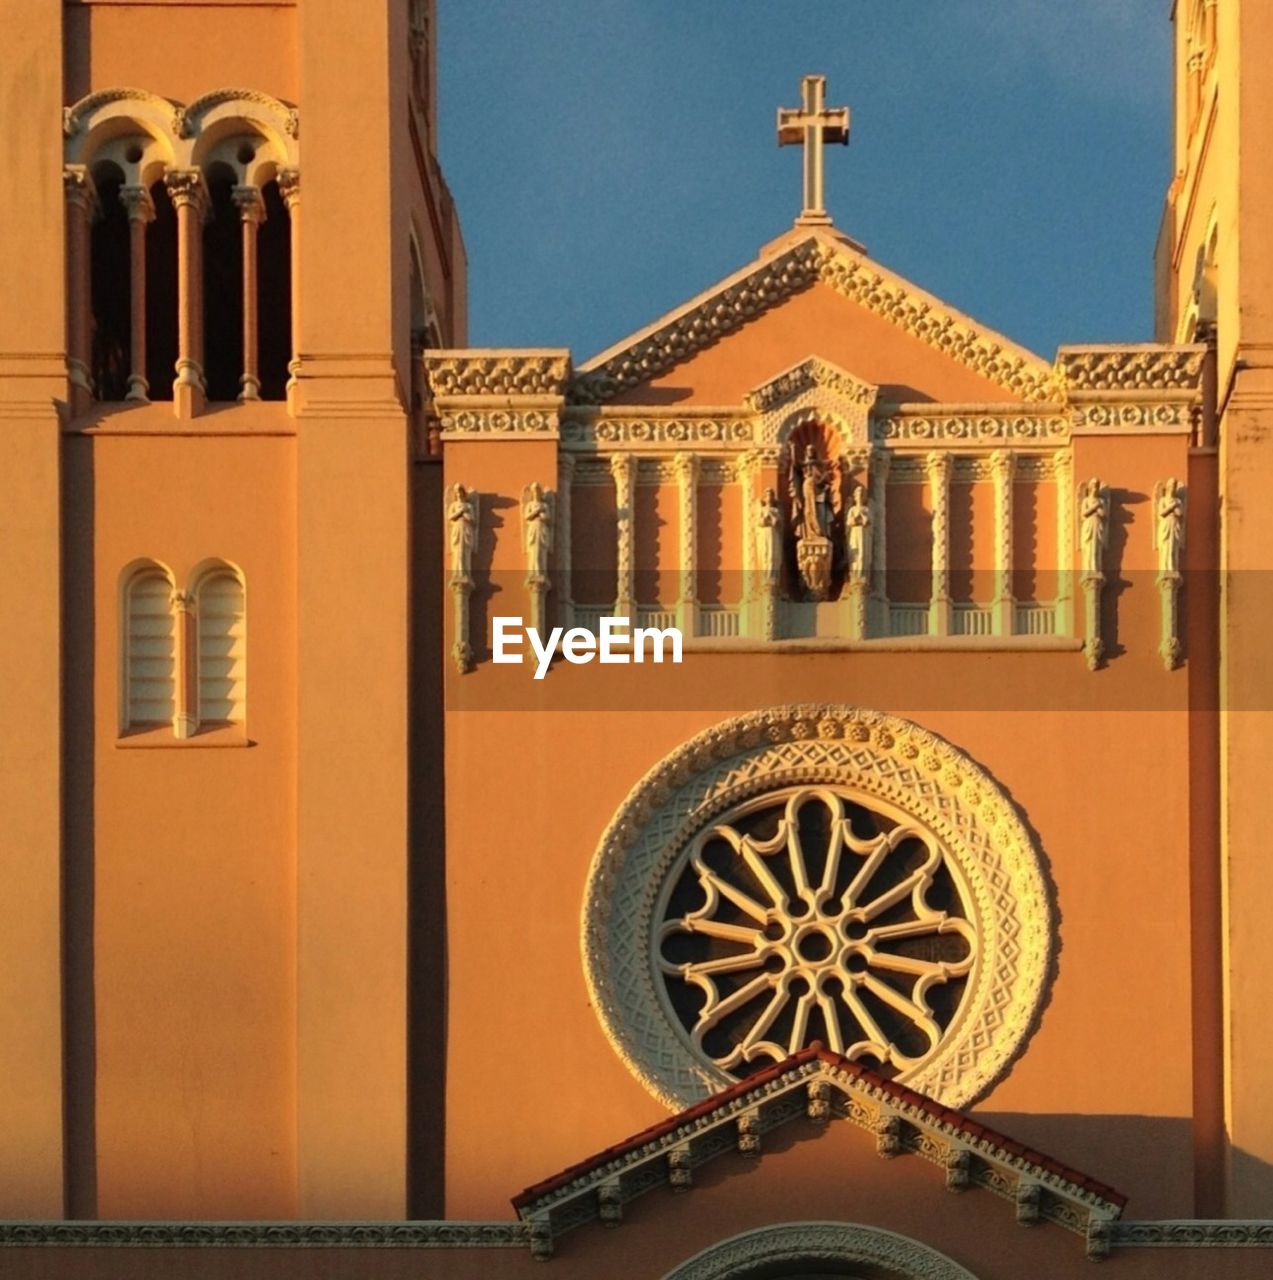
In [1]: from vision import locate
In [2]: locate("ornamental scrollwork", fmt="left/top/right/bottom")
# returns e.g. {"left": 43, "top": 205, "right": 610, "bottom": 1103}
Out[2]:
{"left": 582, "top": 705, "right": 1054, "bottom": 1111}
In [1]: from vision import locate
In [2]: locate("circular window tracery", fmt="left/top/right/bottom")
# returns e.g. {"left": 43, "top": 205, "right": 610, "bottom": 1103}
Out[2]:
{"left": 582, "top": 705, "right": 1053, "bottom": 1110}
{"left": 657, "top": 787, "right": 977, "bottom": 1079}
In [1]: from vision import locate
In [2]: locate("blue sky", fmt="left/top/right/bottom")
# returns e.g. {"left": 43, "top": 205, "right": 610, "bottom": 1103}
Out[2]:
{"left": 438, "top": 1, "right": 1172, "bottom": 362}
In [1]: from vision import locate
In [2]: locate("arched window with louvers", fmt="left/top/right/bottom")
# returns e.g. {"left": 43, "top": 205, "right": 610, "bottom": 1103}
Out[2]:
{"left": 193, "top": 564, "right": 247, "bottom": 728}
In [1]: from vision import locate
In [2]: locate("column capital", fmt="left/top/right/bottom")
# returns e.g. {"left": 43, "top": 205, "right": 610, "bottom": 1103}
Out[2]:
{"left": 990, "top": 448, "right": 1016, "bottom": 482}
{"left": 924, "top": 449, "right": 952, "bottom": 483}
{"left": 164, "top": 168, "right": 209, "bottom": 220}
{"left": 232, "top": 184, "right": 266, "bottom": 224}
{"left": 119, "top": 183, "right": 155, "bottom": 224}
{"left": 63, "top": 165, "right": 100, "bottom": 219}
{"left": 277, "top": 167, "right": 301, "bottom": 212}
{"left": 673, "top": 451, "right": 699, "bottom": 487}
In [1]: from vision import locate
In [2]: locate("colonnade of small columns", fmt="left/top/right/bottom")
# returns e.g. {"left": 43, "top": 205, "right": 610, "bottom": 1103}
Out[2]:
{"left": 63, "top": 162, "right": 300, "bottom": 416}
{"left": 553, "top": 444, "right": 1071, "bottom": 641}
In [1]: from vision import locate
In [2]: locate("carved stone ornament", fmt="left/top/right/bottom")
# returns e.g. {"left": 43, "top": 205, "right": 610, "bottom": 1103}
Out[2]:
{"left": 1154, "top": 478, "right": 1186, "bottom": 670}
{"left": 1057, "top": 344, "right": 1207, "bottom": 394}
{"left": 425, "top": 350, "right": 571, "bottom": 400}
{"left": 746, "top": 356, "right": 878, "bottom": 448}
{"left": 445, "top": 483, "right": 478, "bottom": 673}
{"left": 582, "top": 706, "right": 1053, "bottom": 1112}
{"left": 789, "top": 443, "right": 838, "bottom": 600}
{"left": 663, "top": 1222, "right": 979, "bottom": 1280}
{"left": 570, "top": 233, "right": 1055, "bottom": 405}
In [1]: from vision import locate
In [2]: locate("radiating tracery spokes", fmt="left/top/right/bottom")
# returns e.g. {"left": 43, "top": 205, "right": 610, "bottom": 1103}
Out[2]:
{"left": 658, "top": 787, "right": 977, "bottom": 1078}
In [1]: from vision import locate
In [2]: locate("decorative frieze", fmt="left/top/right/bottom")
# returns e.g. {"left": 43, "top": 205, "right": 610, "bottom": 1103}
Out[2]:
{"left": 561, "top": 415, "right": 755, "bottom": 449}
{"left": 438, "top": 408, "right": 558, "bottom": 438}
{"left": 876, "top": 412, "right": 1068, "bottom": 443}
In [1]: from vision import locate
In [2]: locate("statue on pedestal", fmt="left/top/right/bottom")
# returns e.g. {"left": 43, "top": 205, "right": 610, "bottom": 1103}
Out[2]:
{"left": 789, "top": 443, "right": 837, "bottom": 600}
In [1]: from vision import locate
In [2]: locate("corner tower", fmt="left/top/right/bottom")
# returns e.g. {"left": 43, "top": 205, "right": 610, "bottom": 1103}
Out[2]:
{"left": 0, "top": 0, "right": 464, "bottom": 1222}
{"left": 1155, "top": 0, "right": 1273, "bottom": 1217}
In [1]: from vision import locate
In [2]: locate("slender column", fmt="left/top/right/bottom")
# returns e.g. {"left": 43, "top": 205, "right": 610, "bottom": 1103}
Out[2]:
{"left": 170, "top": 590, "right": 197, "bottom": 739}
{"left": 120, "top": 184, "right": 155, "bottom": 402}
{"left": 557, "top": 452, "right": 575, "bottom": 627}
{"left": 63, "top": 166, "right": 97, "bottom": 412}
{"left": 611, "top": 453, "right": 635, "bottom": 621}
{"left": 870, "top": 447, "right": 891, "bottom": 635}
{"left": 991, "top": 449, "right": 1016, "bottom": 635}
{"left": 926, "top": 450, "right": 952, "bottom": 636}
{"left": 1203, "top": 0, "right": 1217, "bottom": 55}
{"left": 233, "top": 185, "right": 265, "bottom": 401}
{"left": 675, "top": 452, "right": 699, "bottom": 636}
{"left": 165, "top": 170, "right": 208, "bottom": 418}
{"left": 278, "top": 168, "right": 301, "bottom": 411}
{"left": 1054, "top": 450, "right": 1074, "bottom": 636}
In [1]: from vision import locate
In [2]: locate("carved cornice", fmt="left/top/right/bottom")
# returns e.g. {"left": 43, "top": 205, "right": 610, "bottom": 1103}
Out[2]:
{"left": 1058, "top": 345, "right": 1206, "bottom": 396}
{"left": 426, "top": 351, "right": 571, "bottom": 400}
{"left": 572, "top": 236, "right": 1054, "bottom": 405}
{"left": 0, "top": 1222, "right": 530, "bottom": 1248}
{"left": 516, "top": 1050, "right": 1120, "bottom": 1253}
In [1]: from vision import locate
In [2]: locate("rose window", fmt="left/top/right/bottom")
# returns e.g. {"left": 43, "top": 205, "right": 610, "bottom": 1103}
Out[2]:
{"left": 583, "top": 705, "right": 1052, "bottom": 1110}
{"left": 657, "top": 787, "right": 976, "bottom": 1079}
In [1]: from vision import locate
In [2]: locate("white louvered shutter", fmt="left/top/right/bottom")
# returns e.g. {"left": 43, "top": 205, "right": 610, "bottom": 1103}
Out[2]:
{"left": 197, "top": 573, "right": 246, "bottom": 725}
{"left": 126, "top": 574, "right": 175, "bottom": 726}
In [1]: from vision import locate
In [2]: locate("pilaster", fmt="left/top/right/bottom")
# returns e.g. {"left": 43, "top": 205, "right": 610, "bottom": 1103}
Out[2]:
{"left": 0, "top": 0, "right": 66, "bottom": 1216}
{"left": 926, "top": 450, "right": 952, "bottom": 636}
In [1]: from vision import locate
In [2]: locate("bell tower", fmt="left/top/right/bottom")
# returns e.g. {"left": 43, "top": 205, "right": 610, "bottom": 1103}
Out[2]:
{"left": 0, "top": 0, "right": 465, "bottom": 1224}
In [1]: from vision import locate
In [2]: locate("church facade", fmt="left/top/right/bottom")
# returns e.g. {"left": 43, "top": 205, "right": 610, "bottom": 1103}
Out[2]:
{"left": 2, "top": 1, "right": 1272, "bottom": 1277}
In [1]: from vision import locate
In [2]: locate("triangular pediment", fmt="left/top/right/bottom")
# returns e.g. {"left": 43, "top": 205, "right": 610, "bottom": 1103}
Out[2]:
{"left": 512, "top": 1046, "right": 1123, "bottom": 1258}
{"left": 570, "top": 227, "right": 1054, "bottom": 408}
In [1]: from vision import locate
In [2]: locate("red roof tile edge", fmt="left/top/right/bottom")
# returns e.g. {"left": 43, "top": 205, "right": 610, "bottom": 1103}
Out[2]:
{"left": 512, "top": 1045, "right": 1127, "bottom": 1212}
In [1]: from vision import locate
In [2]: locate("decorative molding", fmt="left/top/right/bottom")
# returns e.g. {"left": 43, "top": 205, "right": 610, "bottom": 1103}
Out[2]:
{"left": 0, "top": 1222, "right": 529, "bottom": 1249}
{"left": 666, "top": 1222, "right": 979, "bottom": 1279}
{"left": 746, "top": 357, "right": 877, "bottom": 448}
{"left": 177, "top": 88, "right": 299, "bottom": 140}
{"left": 561, "top": 415, "right": 755, "bottom": 450}
{"left": 1071, "top": 402, "right": 1192, "bottom": 433}
{"left": 746, "top": 356, "right": 876, "bottom": 414}
{"left": 611, "top": 454, "right": 635, "bottom": 619}
{"left": 991, "top": 450, "right": 1015, "bottom": 633}
{"left": 926, "top": 452, "right": 952, "bottom": 635}
{"left": 1104, "top": 1221, "right": 1273, "bottom": 1250}
{"left": 438, "top": 408, "right": 558, "bottom": 439}
{"left": 876, "top": 412, "right": 1068, "bottom": 443}
{"left": 571, "top": 235, "right": 1054, "bottom": 404}
{"left": 64, "top": 87, "right": 176, "bottom": 137}
{"left": 698, "top": 457, "right": 736, "bottom": 484}
{"left": 581, "top": 706, "right": 1054, "bottom": 1112}
{"left": 1058, "top": 344, "right": 1206, "bottom": 395}
{"left": 426, "top": 351, "right": 571, "bottom": 399}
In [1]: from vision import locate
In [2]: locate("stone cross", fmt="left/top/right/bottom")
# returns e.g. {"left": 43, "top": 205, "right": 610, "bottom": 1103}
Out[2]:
{"left": 777, "top": 74, "right": 850, "bottom": 225}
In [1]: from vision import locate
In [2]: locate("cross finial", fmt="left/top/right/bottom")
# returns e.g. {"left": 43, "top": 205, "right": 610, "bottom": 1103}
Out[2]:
{"left": 777, "top": 74, "right": 850, "bottom": 226}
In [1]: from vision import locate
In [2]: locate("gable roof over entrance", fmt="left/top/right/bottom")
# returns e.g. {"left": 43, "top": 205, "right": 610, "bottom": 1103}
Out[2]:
{"left": 513, "top": 1045, "right": 1125, "bottom": 1260}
